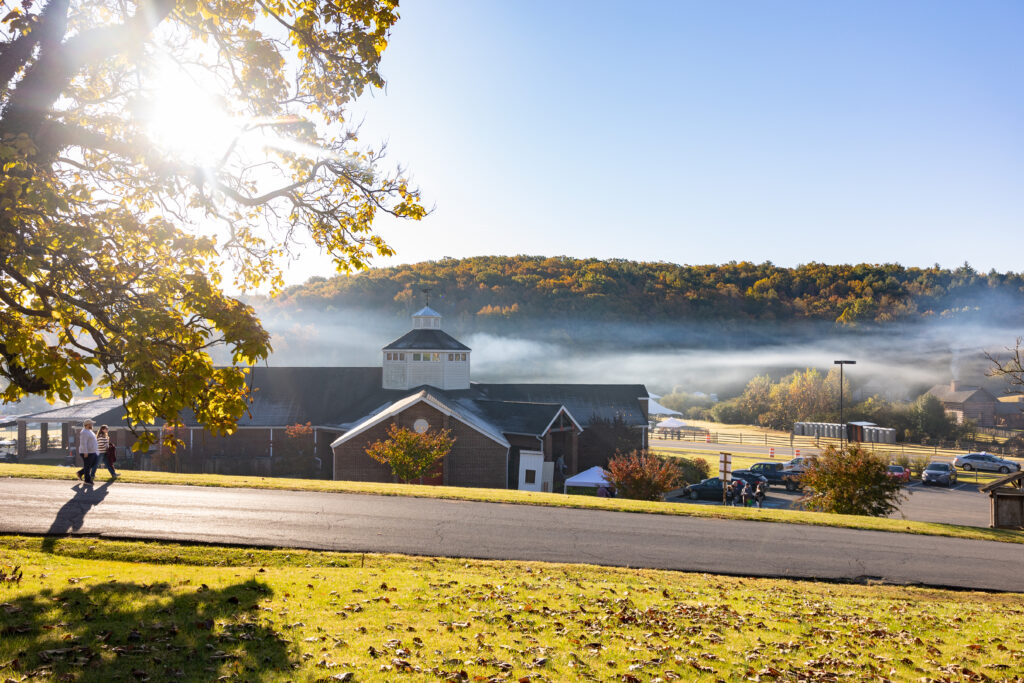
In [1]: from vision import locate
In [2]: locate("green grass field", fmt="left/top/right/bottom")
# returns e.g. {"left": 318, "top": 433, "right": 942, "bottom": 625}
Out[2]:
{"left": 1, "top": 536, "right": 1022, "bottom": 682}
{"left": 2, "top": 463, "right": 1023, "bottom": 547}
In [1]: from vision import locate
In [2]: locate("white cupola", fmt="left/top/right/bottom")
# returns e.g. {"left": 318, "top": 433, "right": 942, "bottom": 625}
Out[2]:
{"left": 382, "top": 307, "right": 471, "bottom": 391}
{"left": 412, "top": 306, "right": 442, "bottom": 329}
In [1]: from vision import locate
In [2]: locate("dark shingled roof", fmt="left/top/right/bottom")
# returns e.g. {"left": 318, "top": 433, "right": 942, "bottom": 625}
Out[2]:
{"left": 382, "top": 329, "right": 470, "bottom": 351}
{"left": 20, "top": 370, "right": 648, "bottom": 437}
{"left": 927, "top": 384, "right": 997, "bottom": 404}
{"left": 15, "top": 398, "right": 132, "bottom": 426}
{"left": 471, "top": 384, "right": 649, "bottom": 427}
{"left": 463, "top": 399, "right": 566, "bottom": 436}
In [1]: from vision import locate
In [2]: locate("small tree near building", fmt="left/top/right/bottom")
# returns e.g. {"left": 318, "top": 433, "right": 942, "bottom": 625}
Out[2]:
{"left": 275, "top": 422, "right": 318, "bottom": 479}
{"left": 606, "top": 450, "right": 681, "bottom": 501}
{"left": 799, "top": 443, "right": 907, "bottom": 516}
{"left": 366, "top": 424, "right": 454, "bottom": 484}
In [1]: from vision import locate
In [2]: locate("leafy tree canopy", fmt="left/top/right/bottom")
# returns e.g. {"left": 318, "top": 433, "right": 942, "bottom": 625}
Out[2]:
{"left": 0, "top": 0, "right": 424, "bottom": 446}
{"left": 270, "top": 256, "right": 1024, "bottom": 326}
{"left": 606, "top": 450, "right": 680, "bottom": 501}
{"left": 799, "top": 443, "right": 907, "bottom": 517}
{"left": 365, "top": 423, "right": 453, "bottom": 484}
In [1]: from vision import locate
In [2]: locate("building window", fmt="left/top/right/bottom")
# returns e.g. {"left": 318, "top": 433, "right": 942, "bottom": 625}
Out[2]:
{"left": 524, "top": 469, "right": 536, "bottom": 484}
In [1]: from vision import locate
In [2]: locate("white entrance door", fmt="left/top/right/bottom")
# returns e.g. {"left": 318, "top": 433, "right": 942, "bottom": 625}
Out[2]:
{"left": 518, "top": 450, "right": 544, "bottom": 491}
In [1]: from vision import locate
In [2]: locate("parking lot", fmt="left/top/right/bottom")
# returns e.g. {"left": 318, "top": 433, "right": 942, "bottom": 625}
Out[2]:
{"left": 668, "top": 479, "right": 992, "bottom": 527}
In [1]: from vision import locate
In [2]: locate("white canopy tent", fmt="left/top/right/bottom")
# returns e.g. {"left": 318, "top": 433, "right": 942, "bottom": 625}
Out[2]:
{"left": 563, "top": 465, "right": 611, "bottom": 493}
{"left": 656, "top": 418, "right": 687, "bottom": 430}
{"left": 647, "top": 398, "right": 682, "bottom": 417}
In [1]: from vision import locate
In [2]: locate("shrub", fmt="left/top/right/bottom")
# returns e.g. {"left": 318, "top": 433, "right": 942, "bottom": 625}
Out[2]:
{"left": 800, "top": 443, "right": 907, "bottom": 516}
{"left": 366, "top": 424, "right": 454, "bottom": 483}
{"left": 710, "top": 400, "right": 748, "bottom": 424}
{"left": 895, "top": 453, "right": 911, "bottom": 470}
{"left": 606, "top": 450, "right": 681, "bottom": 501}
{"left": 909, "top": 455, "right": 930, "bottom": 478}
{"left": 675, "top": 456, "right": 710, "bottom": 485}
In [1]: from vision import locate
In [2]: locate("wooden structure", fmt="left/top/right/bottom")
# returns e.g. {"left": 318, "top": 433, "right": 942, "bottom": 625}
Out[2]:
{"left": 927, "top": 380, "right": 999, "bottom": 427}
{"left": 980, "top": 471, "right": 1024, "bottom": 529}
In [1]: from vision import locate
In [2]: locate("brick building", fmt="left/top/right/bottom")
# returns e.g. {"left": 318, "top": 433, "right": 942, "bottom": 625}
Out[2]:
{"left": 17, "top": 307, "right": 650, "bottom": 490}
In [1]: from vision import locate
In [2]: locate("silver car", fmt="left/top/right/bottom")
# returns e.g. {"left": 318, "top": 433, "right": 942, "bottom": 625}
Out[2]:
{"left": 953, "top": 452, "right": 1021, "bottom": 474}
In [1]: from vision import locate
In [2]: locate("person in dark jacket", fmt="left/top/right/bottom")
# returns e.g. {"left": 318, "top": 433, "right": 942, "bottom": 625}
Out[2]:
{"left": 754, "top": 481, "right": 767, "bottom": 508}
{"left": 742, "top": 480, "right": 754, "bottom": 507}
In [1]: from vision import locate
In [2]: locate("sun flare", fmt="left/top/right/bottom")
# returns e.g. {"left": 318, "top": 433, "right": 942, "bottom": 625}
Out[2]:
{"left": 144, "top": 70, "right": 242, "bottom": 167}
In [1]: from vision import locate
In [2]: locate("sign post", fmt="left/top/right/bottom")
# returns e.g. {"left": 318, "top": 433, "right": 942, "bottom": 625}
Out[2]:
{"left": 719, "top": 452, "right": 732, "bottom": 504}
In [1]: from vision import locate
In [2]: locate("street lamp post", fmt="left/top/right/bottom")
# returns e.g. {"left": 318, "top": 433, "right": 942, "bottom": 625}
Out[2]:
{"left": 834, "top": 360, "right": 856, "bottom": 448}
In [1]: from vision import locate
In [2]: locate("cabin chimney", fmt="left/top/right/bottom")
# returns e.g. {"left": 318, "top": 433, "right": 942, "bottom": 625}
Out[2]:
{"left": 950, "top": 380, "right": 962, "bottom": 392}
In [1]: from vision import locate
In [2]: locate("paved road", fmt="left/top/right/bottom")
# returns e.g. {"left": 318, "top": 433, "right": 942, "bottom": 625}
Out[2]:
{"left": 2, "top": 478, "right": 1022, "bottom": 592}
{"left": 672, "top": 481, "right": 992, "bottom": 527}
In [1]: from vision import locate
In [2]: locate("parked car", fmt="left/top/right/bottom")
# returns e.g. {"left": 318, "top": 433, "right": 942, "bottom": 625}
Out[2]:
{"left": 748, "top": 461, "right": 788, "bottom": 487}
{"left": 683, "top": 477, "right": 726, "bottom": 501}
{"left": 921, "top": 462, "right": 958, "bottom": 487}
{"left": 731, "top": 469, "right": 769, "bottom": 488}
{"left": 783, "top": 456, "right": 813, "bottom": 472}
{"left": 953, "top": 452, "right": 1021, "bottom": 474}
{"left": 780, "top": 456, "right": 815, "bottom": 491}
{"left": 886, "top": 465, "right": 910, "bottom": 484}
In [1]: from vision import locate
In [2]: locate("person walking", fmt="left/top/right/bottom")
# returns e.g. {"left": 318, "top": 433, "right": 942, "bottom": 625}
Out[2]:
{"left": 76, "top": 420, "right": 99, "bottom": 485}
{"left": 91, "top": 425, "right": 118, "bottom": 480}
{"left": 742, "top": 480, "right": 754, "bottom": 507}
{"left": 755, "top": 481, "right": 767, "bottom": 508}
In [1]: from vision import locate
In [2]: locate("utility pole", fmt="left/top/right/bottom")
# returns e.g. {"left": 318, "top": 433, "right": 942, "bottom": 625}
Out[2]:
{"left": 834, "top": 360, "right": 856, "bottom": 449}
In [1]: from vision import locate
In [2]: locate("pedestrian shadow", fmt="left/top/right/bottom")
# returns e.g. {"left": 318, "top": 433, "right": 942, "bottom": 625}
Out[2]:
{"left": 0, "top": 579, "right": 291, "bottom": 681}
{"left": 41, "top": 481, "right": 114, "bottom": 553}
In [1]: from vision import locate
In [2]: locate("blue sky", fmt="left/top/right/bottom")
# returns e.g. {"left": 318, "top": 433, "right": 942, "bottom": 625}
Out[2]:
{"left": 286, "top": 0, "right": 1023, "bottom": 283}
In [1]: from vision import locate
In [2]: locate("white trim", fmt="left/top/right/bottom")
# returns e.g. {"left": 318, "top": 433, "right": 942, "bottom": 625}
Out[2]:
{"left": 330, "top": 391, "right": 510, "bottom": 449}
{"left": 541, "top": 406, "right": 583, "bottom": 435}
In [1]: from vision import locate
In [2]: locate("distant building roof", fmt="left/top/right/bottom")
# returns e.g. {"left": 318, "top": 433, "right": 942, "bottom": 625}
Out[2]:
{"left": 16, "top": 398, "right": 130, "bottom": 426}
{"left": 927, "top": 383, "right": 997, "bottom": 404}
{"left": 383, "top": 329, "right": 471, "bottom": 351}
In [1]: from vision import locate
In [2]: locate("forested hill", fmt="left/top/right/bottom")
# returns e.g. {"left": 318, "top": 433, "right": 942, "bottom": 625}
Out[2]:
{"left": 266, "top": 256, "right": 1024, "bottom": 326}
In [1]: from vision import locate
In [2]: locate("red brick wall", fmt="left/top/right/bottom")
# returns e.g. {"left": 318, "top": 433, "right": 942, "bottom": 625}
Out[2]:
{"left": 332, "top": 403, "right": 509, "bottom": 488}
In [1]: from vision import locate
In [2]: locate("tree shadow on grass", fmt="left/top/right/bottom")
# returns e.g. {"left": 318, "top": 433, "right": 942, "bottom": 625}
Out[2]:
{"left": 0, "top": 578, "right": 293, "bottom": 682}
{"left": 41, "top": 481, "right": 114, "bottom": 554}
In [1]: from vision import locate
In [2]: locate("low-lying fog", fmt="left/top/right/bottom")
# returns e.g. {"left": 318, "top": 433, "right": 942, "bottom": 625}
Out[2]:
{"left": 258, "top": 308, "right": 1023, "bottom": 399}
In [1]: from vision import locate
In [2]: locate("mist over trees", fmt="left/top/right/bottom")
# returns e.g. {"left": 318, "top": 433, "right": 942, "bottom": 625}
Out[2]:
{"left": 676, "top": 369, "right": 967, "bottom": 444}
{"left": 270, "top": 256, "right": 1024, "bottom": 327}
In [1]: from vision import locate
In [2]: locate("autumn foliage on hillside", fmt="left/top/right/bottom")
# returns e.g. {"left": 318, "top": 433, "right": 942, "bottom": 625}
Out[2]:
{"left": 271, "top": 256, "right": 1024, "bottom": 325}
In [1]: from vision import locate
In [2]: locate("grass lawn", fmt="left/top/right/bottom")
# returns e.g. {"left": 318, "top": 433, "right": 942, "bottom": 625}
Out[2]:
{"left": 2, "top": 463, "right": 1023, "bottom": 547}
{"left": 1, "top": 536, "right": 1022, "bottom": 682}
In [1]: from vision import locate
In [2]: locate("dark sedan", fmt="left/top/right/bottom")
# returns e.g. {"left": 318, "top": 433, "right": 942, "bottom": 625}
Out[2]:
{"left": 921, "top": 462, "right": 958, "bottom": 487}
{"left": 683, "top": 477, "right": 726, "bottom": 501}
